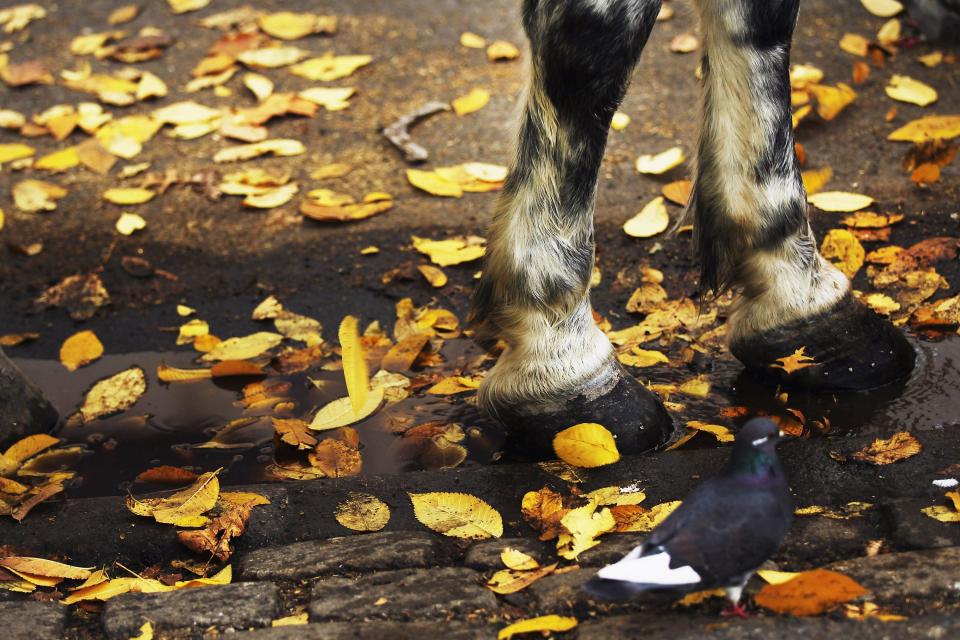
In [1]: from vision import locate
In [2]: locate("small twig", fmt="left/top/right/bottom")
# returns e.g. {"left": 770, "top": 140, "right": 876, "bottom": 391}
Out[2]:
{"left": 382, "top": 101, "right": 450, "bottom": 163}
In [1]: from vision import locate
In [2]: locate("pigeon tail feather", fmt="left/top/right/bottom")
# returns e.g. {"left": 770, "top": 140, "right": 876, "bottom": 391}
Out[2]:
{"left": 595, "top": 550, "right": 702, "bottom": 587}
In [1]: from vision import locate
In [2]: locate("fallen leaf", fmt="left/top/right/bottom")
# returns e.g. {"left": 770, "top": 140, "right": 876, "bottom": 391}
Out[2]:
{"left": 662, "top": 179, "right": 692, "bottom": 205}
{"left": 290, "top": 54, "right": 372, "bottom": 81}
{"left": 623, "top": 197, "right": 669, "bottom": 238}
{"left": 177, "top": 503, "right": 251, "bottom": 561}
{"left": 614, "top": 500, "right": 682, "bottom": 533}
{"left": 272, "top": 613, "right": 309, "bottom": 627}
{"left": 635, "top": 147, "right": 685, "bottom": 175}
{"left": 487, "top": 563, "right": 557, "bottom": 595}
{"left": 801, "top": 166, "right": 833, "bottom": 195}
{"left": 611, "top": 111, "right": 631, "bottom": 130}
{"left": 557, "top": 500, "right": 616, "bottom": 559}
{"left": 168, "top": 0, "right": 210, "bottom": 14}
{"left": 213, "top": 139, "right": 305, "bottom": 163}
{"left": 34, "top": 147, "right": 80, "bottom": 173}
{"left": 808, "top": 83, "right": 857, "bottom": 121}
{"left": 409, "top": 491, "right": 503, "bottom": 539}
{"left": 821, "top": 229, "right": 865, "bottom": 278}
{"left": 411, "top": 235, "right": 485, "bottom": 266}
{"left": 77, "top": 367, "right": 146, "bottom": 423}
{"left": 498, "top": 615, "right": 577, "bottom": 640}
{"left": 407, "top": 168, "right": 463, "bottom": 197}
{"left": 771, "top": 346, "right": 818, "bottom": 374}
{"left": 670, "top": 33, "right": 699, "bottom": 53}
{"left": 888, "top": 115, "right": 960, "bottom": 143}
{"left": 335, "top": 492, "right": 391, "bottom": 531}
{"left": 486, "top": 40, "right": 520, "bottom": 62}
{"left": 13, "top": 179, "right": 67, "bottom": 212}
{"left": 309, "top": 437, "right": 362, "bottom": 477}
{"left": 808, "top": 191, "right": 874, "bottom": 212}
{"left": 861, "top": 0, "right": 903, "bottom": 18}
{"left": 103, "top": 187, "right": 155, "bottom": 205}
{"left": 309, "top": 384, "right": 385, "bottom": 431}
{"left": 886, "top": 75, "right": 938, "bottom": 107}
{"left": 135, "top": 466, "right": 199, "bottom": 485}
{"left": 850, "top": 431, "right": 921, "bottom": 465}
{"left": 237, "top": 46, "right": 309, "bottom": 69}
{"left": 201, "top": 332, "right": 283, "bottom": 361}
{"left": 452, "top": 88, "right": 490, "bottom": 116}
{"left": 116, "top": 212, "right": 147, "bottom": 235}
{"left": 839, "top": 33, "right": 870, "bottom": 57}
{"left": 257, "top": 11, "right": 336, "bottom": 40}
{"left": 460, "top": 32, "right": 486, "bottom": 48}
{"left": 911, "top": 163, "right": 940, "bottom": 186}
{"left": 60, "top": 330, "right": 104, "bottom": 371}
{"left": 127, "top": 470, "right": 220, "bottom": 526}
{"left": 553, "top": 423, "right": 620, "bottom": 468}
{"left": 755, "top": 569, "right": 867, "bottom": 616}
{"left": 298, "top": 86, "right": 355, "bottom": 110}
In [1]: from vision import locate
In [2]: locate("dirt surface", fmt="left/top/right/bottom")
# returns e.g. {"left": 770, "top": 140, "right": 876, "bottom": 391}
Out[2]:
{"left": 1, "top": 0, "right": 959, "bottom": 637}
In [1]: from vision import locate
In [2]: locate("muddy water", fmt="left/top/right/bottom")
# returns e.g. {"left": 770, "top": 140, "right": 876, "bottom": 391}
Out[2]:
{"left": 13, "top": 335, "right": 960, "bottom": 498}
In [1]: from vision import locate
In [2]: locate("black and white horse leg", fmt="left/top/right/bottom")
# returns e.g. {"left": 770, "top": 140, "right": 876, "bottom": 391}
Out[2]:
{"left": 470, "top": 0, "right": 673, "bottom": 455}
{"left": 691, "top": 0, "right": 915, "bottom": 391}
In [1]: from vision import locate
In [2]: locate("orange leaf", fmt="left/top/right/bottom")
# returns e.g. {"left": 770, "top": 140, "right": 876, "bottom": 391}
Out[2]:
{"left": 755, "top": 569, "right": 867, "bottom": 616}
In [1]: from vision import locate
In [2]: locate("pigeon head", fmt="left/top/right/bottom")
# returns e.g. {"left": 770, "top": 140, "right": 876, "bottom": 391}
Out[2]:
{"left": 729, "top": 418, "right": 785, "bottom": 477}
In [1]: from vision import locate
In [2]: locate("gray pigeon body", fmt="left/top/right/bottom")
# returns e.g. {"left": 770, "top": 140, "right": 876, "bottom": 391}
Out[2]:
{"left": 585, "top": 418, "right": 793, "bottom": 606}
{"left": 904, "top": 0, "right": 960, "bottom": 42}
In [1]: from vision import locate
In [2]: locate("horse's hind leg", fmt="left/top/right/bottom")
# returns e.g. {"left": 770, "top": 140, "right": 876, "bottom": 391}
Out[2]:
{"left": 469, "top": 0, "right": 673, "bottom": 456}
{"left": 690, "top": 0, "right": 915, "bottom": 390}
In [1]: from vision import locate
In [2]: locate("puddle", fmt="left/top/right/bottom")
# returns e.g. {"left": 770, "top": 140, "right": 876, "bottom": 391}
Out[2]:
{"left": 13, "top": 334, "right": 959, "bottom": 498}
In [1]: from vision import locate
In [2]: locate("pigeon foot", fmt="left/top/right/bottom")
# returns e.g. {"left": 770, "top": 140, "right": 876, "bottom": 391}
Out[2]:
{"left": 720, "top": 602, "right": 751, "bottom": 619}
{"left": 730, "top": 293, "right": 915, "bottom": 392}
{"left": 483, "top": 360, "right": 675, "bottom": 458}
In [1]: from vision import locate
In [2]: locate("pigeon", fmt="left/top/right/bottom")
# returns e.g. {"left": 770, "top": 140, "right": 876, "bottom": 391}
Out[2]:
{"left": 903, "top": 0, "right": 960, "bottom": 42}
{"left": 584, "top": 417, "right": 793, "bottom": 615}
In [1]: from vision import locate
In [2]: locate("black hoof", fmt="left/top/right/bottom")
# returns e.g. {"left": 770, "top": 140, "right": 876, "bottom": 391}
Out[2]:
{"left": 730, "top": 293, "right": 916, "bottom": 392}
{"left": 490, "top": 364, "right": 675, "bottom": 458}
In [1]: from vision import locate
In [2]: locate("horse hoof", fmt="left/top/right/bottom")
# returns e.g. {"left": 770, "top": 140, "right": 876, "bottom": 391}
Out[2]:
{"left": 730, "top": 293, "right": 916, "bottom": 392}
{"left": 485, "top": 363, "right": 675, "bottom": 458}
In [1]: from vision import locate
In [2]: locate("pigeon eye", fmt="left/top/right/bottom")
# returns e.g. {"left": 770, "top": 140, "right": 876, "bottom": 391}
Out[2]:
{"left": 751, "top": 436, "right": 769, "bottom": 446}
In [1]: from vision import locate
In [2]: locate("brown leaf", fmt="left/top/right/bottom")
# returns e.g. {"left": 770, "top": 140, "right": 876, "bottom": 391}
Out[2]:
{"left": 850, "top": 431, "right": 922, "bottom": 465}
{"left": 176, "top": 504, "right": 251, "bottom": 561}
{"left": 135, "top": 466, "right": 199, "bottom": 485}
{"left": 34, "top": 273, "right": 110, "bottom": 321}
{"left": 309, "top": 438, "right": 362, "bottom": 477}
{"left": 11, "top": 482, "right": 64, "bottom": 522}
{"left": 521, "top": 487, "right": 570, "bottom": 541}
{"left": 755, "top": 569, "right": 867, "bottom": 616}
{"left": 272, "top": 417, "right": 317, "bottom": 450}
{"left": 381, "top": 334, "right": 429, "bottom": 372}
{"left": 1, "top": 60, "right": 53, "bottom": 87}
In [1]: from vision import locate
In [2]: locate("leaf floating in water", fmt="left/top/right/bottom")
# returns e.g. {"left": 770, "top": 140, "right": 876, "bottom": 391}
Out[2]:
{"left": 76, "top": 367, "right": 147, "bottom": 423}
{"left": 59, "top": 330, "right": 104, "bottom": 372}
{"left": 309, "top": 384, "right": 385, "bottom": 431}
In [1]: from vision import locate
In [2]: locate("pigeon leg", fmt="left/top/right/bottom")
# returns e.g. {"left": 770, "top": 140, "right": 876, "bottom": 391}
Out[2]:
{"left": 720, "top": 584, "right": 751, "bottom": 618}
{"left": 688, "top": 0, "right": 914, "bottom": 392}
{"left": 468, "top": 0, "right": 674, "bottom": 457}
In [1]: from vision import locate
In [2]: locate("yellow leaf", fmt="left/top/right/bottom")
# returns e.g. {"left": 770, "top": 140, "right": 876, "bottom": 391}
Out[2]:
{"left": 335, "top": 492, "right": 391, "bottom": 532}
{"left": 3, "top": 434, "right": 59, "bottom": 464}
{"left": 623, "top": 197, "right": 669, "bottom": 238}
{"left": 553, "top": 423, "right": 620, "bottom": 468}
{"left": 886, "top": 75, "right": 937, "bottom": 107}
{"left": 487, "top": 40, "right": 520, "bottom": 62}
{"left": 617, "top": 348, "right": 669, "bottom": 368}
{"left": 243, "top": 183, "right": 299, "bottom": 209}
{"left": 498, "top": 615, "right": 577, "bottom": 640}
{"left": 758, "top": 569, "right": 802, "bottom": 585}
{"left": 407, "top": 169, "right": 463, "bottom": 197}
{"left": 127, "top": 470, "right": 220, "bottom": 525}
{"left": 243, "top": 73, "right": 273, "bottom": 102}
{"left": 611, "top": 111, "right": 631, "bottom": 130}
{"left": 801, "top": 166, "right": 833, "bottom": 195}
{"left": 557, "top": 501, "right": 616, "bottom": 559}
{"left": 297, "top": 87, "right": 355, "bottom": 110}
{"left": 257, "top": 12, "right": 336, "bottom": 40}
{"left": 168, "top": 0, "right": 210, "bottom": 14}
{"left": 103, "top": 187, "right": 155, "bottom": 205}
{"left": 13, "top": 179, "right": 68, "bottom": 212}
{"left": 0, "top": 557, "right": 91, "bottom": 581}
{"left": 862, "top": 292, "right": 900, "bottom": 316}
{"left": 850, "top": 431, "right": 922, "bottom": 465}
{"left": 309, "top": 384, "right": 385, "bottom": 431}
{"left": 678, "top": 377, "right": 711, "bottom": 397}
{"left": 452, "top": 88, "right": 490, "bottom": 116}
{"left": 177, "top": 319, "right": 210, "bottom": 345}
{"left": 662, "top": 179, "right": 692, "bottom": 205}
{"left": 417, "top": 264, "right": 448, "bottom": 288}
{"left": 130, "top": 621, "right": 153, "bottom": 640}
{"left": 339, "top": 315, "right": 369, "bottom": 414}
{"left": 272, "top": 613, "right": 309, "bottom": 627}
{"left": 60, "top": 330, "right": 104, "bottom": 371}
{"left": 487, "top": 563, "right": 557, "bottom": 594}
{"left": 771, "top": 346, "right": 818, "bottom": 374}
{"left": 411, "top": 235, "right": 486, "bottom": 266}
{"left": 616, "top": 500, "right": 682, "bottom": 533}
{"left": 809, "top": 191, "right": 874, "bottom": 213}
{"left": 0, "top": 142, "right": 35, "bottom": 164}
{"left": 635, "top": 147, "right": 685, "bottom": 175}
{"left": 427, "top": 375, "right": 482, "bottom": 395}
{"left": 201, "top": 332, "right": 284, "bottom": 362}
{"left": 861, "top": 0, "right": 903, "bottom": 18}
{"left": 839, "top": 33, "right": 870, "bottom": 57}
{"left": 808, "top": 83, "right": 857, "bottom": 120}
{"left": 237, "top": 46, "right": 309, "bottom": 69}
{"left": 755, "top": 569, "right": 867, "bottom": 616}
{"left": 77, "top": 367, "right": 147, "bottom": 423}
{"left": 409, "top": 491, "right": 503, "bottom": 539}
{"left": 460, "top": 32, "right": 486, "bottom": 48}
{"left": 501, "top": 548, "right": 540, "bottom": 571}
{"left": 820, "top": 229, "right": 865, "bottom": 278}
{"left": 685, "top": 420, "right": 734, "bottom": 443}
{"left": 34, "top": 147, "right": 79, "bottom": 172}
{"left": 585, "top": 486, "right": 647, "bottom": 507}
{"left": 888, "top": 115, "right": 960, "bottom": 143}
{"left": 290, "top": 54, "right": 372, "bottom": 81}
{"left": 157, "top": 364, "right": 213, "bottom": 383}
{"left": 675, "top": 588, "right": 726, "bottom": 607}
{"left": 213, "top": 139, "right": 305, "bottom": 163}
{"left": 116, "top": 212, "right": 147, "bottom": 235}
{"left": 219, "top": 491, "right": 271, "bottom": 507}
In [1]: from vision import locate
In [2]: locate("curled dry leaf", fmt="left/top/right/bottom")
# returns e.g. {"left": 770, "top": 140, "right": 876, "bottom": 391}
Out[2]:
{"left": 409, "top": 491, "right": 503, "bottom": 539}
{"left": 553, "top": 423, "right": 620, "bottom": 468}
{"left": 755, "top": 569, "right": 867, "bottom": 616}
{"left": 635, "top": 147, "right": 685, "bottom": 175}
{"left": 177, "top": 503, "right": 252, "bottom": 561}
{"left": 850, "top": 431, "right": 921, "bottom": 465}
{"left": 60, "top": 330, "right": 104, "bottom": 371}
{"left": 335, "top": 492, "right": 391, "bottom": 532}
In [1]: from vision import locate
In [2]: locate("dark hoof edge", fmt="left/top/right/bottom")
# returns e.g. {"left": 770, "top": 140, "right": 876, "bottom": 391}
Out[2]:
{"left": 730, "top": 293, "right": 916, "bottom": 392}
{"left": 492, "top": 365, "right": 675, "bottom": 458}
